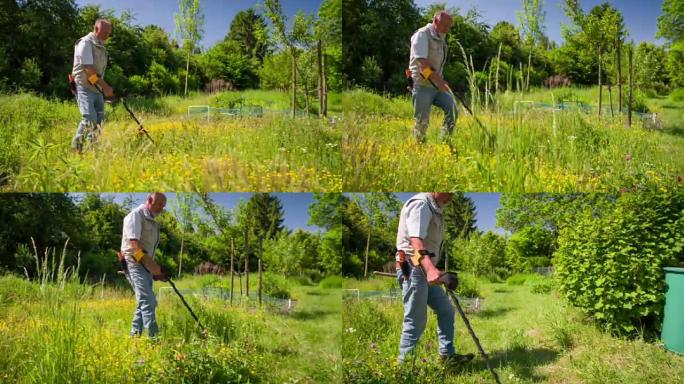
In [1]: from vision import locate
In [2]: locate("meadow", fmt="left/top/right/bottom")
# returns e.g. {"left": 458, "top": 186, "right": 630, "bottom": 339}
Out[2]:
{"left": 342, "top": 275, "right": 684, "bottom": 384}
{"left": 342, "top": 87, "right": 684, "bottom": 192}
{"left": 0, "top": 90, "right": 342, "bottom": 192}
{"left": 0, "top": 271, "right": 341, "bottom": 383}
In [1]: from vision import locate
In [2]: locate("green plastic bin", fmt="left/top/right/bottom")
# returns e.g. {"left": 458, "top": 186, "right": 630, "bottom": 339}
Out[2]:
{"left": 662, "top": 267, "right": 684, "bottom": 355}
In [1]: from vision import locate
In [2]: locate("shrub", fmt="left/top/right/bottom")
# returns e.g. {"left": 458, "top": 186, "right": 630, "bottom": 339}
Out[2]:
{"left": 263, "top": 273, "right": 291, "bottom": 299}
{"left": 524, "top": 275, "right": 554, "bottom": 294}
{"left": 319, "top": 275, "right": 344, "bottom": 289}
{"left": 456, "top": 273, "right": 481, "bottom": 298}
{"left": 0, "top": 274, "right": 40, "bottom": 304}
{"left": 669, "top": 88, "right": 684, "bottom": 103}
{"left": 452, "top": 231, "right": 508, "bottom": 279}
{"left": 506, "top": 273, "right": 538, "bottom": 286}
{"left": 554, "top": 193, "right": 684, "bottom": 334}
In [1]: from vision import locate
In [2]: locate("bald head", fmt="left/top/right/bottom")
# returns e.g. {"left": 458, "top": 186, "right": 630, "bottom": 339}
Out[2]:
{"left": 93, "top": 19, "right": 112, "bottom": 42}
{"left": 432, "top": 11, "right": 453, "bottom": 35}
{"left": 432, "top": 192, "right": 454, "bottom": 205}
{"left": 146, "top": 192, "right": 166, "bottom": 217}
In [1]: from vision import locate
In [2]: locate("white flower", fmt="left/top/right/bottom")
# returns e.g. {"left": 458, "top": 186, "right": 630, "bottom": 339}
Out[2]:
{"left": 345, "top": 327, "right": 356, "bottom": 333}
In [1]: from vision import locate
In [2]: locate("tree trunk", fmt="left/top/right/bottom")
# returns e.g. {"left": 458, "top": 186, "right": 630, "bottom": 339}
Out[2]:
{"left": 291, "top": 46, "right": 297, "bottom": 118}
{"left": 178, "top": 231, "right": 184, "bottom": 278}
{"left": 608, "top": 84, "right": 614, "bottom": 117}
{"left": 628, "top": 45, "right": 633, "bottom": 127}
{"left": 322, "top": 51, "right": 328, "bottom": 117}
{"left": 230, "top": 238, "right": 234, "bottom": 305}
{"left": 184, "top": 49, "right": 190, "bottom": 97}
{"left": 245, "top": 229, "right": 249, "bottom": 297}
{"left": 304, "top": 76, "right": 310, "bottom": 116}
{"left": 526, "top": 51, "right": 532, "bottom": 92}
{"left": 364, "top": 225, "right": 371, "bottom": 278}
{"left": 245, "top": 254, "right": 249, "bottom": 297}
{"left": 258, "top": 238, "right": 263, "bottom": 306}
{"left": 317, "top": 39, "right": 323, "bottom": 118}
{"left": 617, "top": 39, "right": 622, "bottom": 113}
{"left": 598, "top": 49, "right": 602, "bottom": 117}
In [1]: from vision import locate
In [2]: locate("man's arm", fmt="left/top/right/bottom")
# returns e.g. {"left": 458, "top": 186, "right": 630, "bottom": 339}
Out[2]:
{"left": 129, "top": 239, "right": 164, "bottom": 277}
{"left": 409, "top": 236, "right": 442, "bottom": 284}
{"left": 82, "top": 65, "right": 114, "bottom": 98}
{"left": 417, "top": 58, "right": 449, "bottom": 92}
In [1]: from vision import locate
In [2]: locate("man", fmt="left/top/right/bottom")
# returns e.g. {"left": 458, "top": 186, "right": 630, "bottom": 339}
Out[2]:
{"left": 408, "top": 11, "right": 457, "bottom": 143}
{"left": 121, "top": 192, "right": 168, "bottom": 338}
{"left": 396, "top": 192, "right": 474, "bottom": 366}
{"left": 70, "top": 19, "right": 115, "bottom": 152}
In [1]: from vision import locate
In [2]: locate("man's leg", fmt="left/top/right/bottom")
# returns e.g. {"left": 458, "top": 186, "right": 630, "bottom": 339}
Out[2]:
{"left": 398, "top": 265, "right": 429, "bottom": 362}
{"left": 433, "top": 91, "right": 457, "bottom": 142}
{"left": 427, "top": 285, "right": 455, "bottom": 356}
{"left": 90, "top": 91, "right": 105, "bottom": 143}
{"left": 71, "top": 87, "right": 97, "bottom": 151}
{"left": 128, "top": 266, "right": 144, "bottom": 336}
{"left": 129, "top": 265, "right": 159, "bottom": 337}
{"left": 412, "top": 86, "right": 437, "bottom": 143}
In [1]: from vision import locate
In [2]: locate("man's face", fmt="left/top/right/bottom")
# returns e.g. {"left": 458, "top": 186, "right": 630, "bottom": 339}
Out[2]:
{"left": 95, "top": 23, "right": 112, "bottom": 43}
{"left": 434, "top": 193, "right": 454, "bottom": 205}
{"left": 434, "top": 16, "right": 453, "bottom": 35}
{"left": 147, "top": 196, "right": 166, "bottom": 217}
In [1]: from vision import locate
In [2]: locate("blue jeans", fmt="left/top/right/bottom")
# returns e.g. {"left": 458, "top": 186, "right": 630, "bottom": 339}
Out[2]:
{"left": 412, "top": 85, "right": 457, "bottom": 142}
{"left": 127, "top": 262, "right": 159, "bottom": 337}
{"left": 71, "top": 85, "right": 104, "bottom": 150}
{"left": 397, "top": 265, "right": 455, "bottom": 362}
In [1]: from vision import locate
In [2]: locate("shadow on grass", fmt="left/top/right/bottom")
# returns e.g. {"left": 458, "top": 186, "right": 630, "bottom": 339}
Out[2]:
{"left": 306, "top": 290, "right": 329, "bottom": 296}
{"left": 663, "top": 125, "right": 684, "bottom": 139}
{"left": 458, "top": 345, "right": 560, "bottom": 382}
{"left": 475, "top": 307, "right": 512, "bottom": 319}
{"left": 290, "top": 309, "right": 338, "bottom": 321}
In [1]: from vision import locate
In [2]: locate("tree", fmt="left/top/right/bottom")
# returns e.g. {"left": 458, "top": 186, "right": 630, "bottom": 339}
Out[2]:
{"left": 443, "top": 193, "right": 478, "bottom": 242}
{"left": 563, "top": 1, "right": 626, "bottom": 114}
{"left": 634, "top": 43, "right": 669, "bottom": 93}
{"left": 506, "top": 225, "right": 554, "bottom": 272}
{"left": 517, "top": 0, "right": 547, "bottom": 49}
{"left": 243, "top": 193, "right": 285, "bottom": 241}
{"left": 353, "top": 193, "right": 401, "bottom": 277}
{"left": 342, "top": 0, "right": 421, "bottom": 92}
{"left": 199, "top": 40, "right": 258, "bottom": 89}
{"left": 175, "top": 0, "right": 204, "bottom": 96}
{"left": 490, "top": 21, "right": 523, "bottom": 64}
{"left": 316, "top": 0, "right": 342, "bottom": 115}
{"left": 171, "top": 193, "right": 199, "bottom": 277}
{"left": 310, "top": 193, "right": 367, "bottom": 276}
{"left": 452, "top": 231, "right": 508, "bottom": 278}
{"left": 309, "top": 193, "right": 352, "bottom": 230}
{"left": 226, "top": 8, "right": 270, "bottom": 63}
{"left": 657, "top": 0, "right": 684, "bottom": 44}
{"left": 265, "top": 0, "right": 298, "bottom": 117}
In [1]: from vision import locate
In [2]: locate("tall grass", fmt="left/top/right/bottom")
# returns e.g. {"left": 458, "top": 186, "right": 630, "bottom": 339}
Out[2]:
{"left": 343, "top": 87, "right": 684, "bottom": 192}
{"left": 0, "top": 273, "right": 341, "bottom": 383}
{"left": 0, "top": 90, "right": 342, "bottom": 192}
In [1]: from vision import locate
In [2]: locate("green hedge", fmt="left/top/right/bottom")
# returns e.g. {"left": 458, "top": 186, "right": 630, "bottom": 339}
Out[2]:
{"left": 554, "top": 193, "right": 684, "bottom": 334}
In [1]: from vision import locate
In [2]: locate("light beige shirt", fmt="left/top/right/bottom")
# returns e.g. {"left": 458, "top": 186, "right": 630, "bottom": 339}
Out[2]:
{"left": 396, "top": 193, "right": 445, "bottom": 265}
{"left": 72, "top": 32, "right": 108, "bottom": 93}
{"left": 409, "top": 23, "right": 449, "bottom": 87}
{"left": 120, "top": 204, "right": 160, "bottom": 263}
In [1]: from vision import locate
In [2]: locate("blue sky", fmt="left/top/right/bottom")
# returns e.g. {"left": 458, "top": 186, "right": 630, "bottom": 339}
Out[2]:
{"left": 71, "top": 193, "right": 502, "bottom": 234}
{"left": 74, "top": 0, "right": 322, "bottom": 48}
{"left": 414, "top": 0, "right": 664, "bottom": 44}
